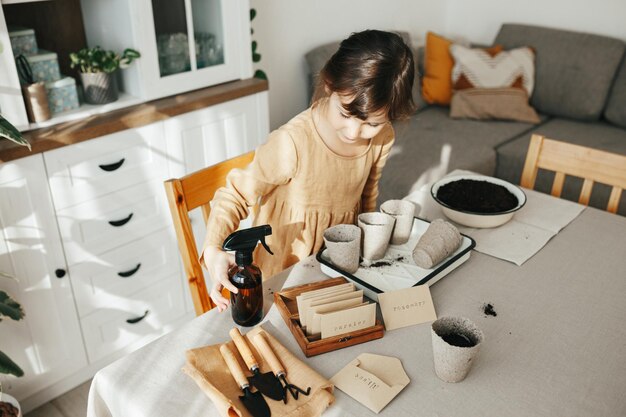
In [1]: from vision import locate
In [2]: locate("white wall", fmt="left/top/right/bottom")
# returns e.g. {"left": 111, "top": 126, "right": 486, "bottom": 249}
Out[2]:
{"left": 444, "top": 0, "right": 626, "bottom": 45}
{"left": 253, "top": 0, "right": 626, "bottom": 131}
{"left": 250, "top": 0, "right": 446, "bottom": 129}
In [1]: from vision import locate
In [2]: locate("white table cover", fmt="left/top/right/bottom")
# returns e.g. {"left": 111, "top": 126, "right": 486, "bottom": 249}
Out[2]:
{"left": 87, "top": 207, "right": 626, "bottom": 417}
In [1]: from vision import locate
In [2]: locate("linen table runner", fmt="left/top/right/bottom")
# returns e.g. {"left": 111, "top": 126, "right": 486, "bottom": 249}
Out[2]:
{"left": 183, "top": 326, "right": 334, "bottom": 417}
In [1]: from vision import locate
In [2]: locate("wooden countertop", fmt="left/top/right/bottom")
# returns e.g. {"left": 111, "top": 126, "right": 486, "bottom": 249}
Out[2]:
{"left": 0, "top": 78, "right": 269, "bottom": 163}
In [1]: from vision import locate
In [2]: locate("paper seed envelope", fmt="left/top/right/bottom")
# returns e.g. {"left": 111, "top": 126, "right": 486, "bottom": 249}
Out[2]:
{"left": 319, "top": 302, "right": 376, "bottom": 338}
{"left": 304, "top": 296, "right": 363, "bottom": 335}
{"left": 296, "top": 283, "right": 354, "bottom": 319}
{"left": 301, "top": 289, "right": 362, "bottom": 329}
{"left": 377, "top": 285, "right": 437, "bottom": 330}
{"left": 331, "top": 353, "right": 410, "bottom": 414}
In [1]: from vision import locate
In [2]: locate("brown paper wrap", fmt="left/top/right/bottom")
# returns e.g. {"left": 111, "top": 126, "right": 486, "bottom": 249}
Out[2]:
{"left": 183, "top": 326, "right": 334, "bottom": 417}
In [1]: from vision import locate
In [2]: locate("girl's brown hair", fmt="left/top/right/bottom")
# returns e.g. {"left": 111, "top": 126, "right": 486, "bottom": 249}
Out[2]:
{"left": 312, "top": 30, "right": 415, "bottom": 121}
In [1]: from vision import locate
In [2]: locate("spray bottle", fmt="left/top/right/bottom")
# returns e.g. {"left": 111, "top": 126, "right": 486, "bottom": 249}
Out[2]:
{"left": 222, "top": 225, "right": 273, "bottom": 326}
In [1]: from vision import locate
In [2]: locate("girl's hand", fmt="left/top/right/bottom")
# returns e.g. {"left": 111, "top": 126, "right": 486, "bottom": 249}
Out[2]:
{"left": 203, "top": 246, "right": 238, "bottom": 312}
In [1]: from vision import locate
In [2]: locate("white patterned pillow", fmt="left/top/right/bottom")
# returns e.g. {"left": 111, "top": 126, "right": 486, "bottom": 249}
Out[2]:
{"left": 449, "top": 44, "right": 535, "bottom": 96}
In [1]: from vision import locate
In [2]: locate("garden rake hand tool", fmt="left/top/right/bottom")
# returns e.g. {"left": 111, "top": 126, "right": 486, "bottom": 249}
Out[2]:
{"left": 253, "top": 332, "right": 311, "bottom": 403}
{"left": 229, "top": 328, "right": 285, "bottom": 402}
{"left": 220, "top": 344, "right": 271, "bottom": 417}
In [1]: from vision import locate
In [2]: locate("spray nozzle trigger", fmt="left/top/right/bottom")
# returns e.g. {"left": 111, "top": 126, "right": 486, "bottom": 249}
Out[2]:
{"left": 260, "top": 235, "right": 273, "bottom": 255}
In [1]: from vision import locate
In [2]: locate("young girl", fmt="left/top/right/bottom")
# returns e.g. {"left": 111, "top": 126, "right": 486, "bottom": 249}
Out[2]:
{"left": 202, "top": 29, "right": 415, "bottom": 311}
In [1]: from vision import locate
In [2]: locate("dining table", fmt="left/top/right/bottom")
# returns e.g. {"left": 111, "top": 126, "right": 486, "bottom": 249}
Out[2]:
{"left": 86, "top": 200, "right": 626, "bottom": 417}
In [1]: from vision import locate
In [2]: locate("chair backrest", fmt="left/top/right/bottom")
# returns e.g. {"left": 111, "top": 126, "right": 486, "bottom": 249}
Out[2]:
{"left": 521, "top": 134, "right": 626, "bottom": 213}
{"left": 164, "top": 151, "right": 255, "bottom": 316}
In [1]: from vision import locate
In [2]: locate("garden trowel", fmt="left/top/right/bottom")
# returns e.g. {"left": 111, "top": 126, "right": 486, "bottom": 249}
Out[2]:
{"left": 230, "top": 328, "right": 285, "bottom": 402}
{"left": 220, "top": 344, "right": 271, "bottom": 417}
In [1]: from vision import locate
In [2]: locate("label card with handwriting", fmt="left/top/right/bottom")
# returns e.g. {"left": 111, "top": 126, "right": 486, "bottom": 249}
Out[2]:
{"left": 331, "top": 353, "right": 410, "bottom": 414}
{"left": 318, "top": 302, "right": 375, "bottom": 338}
{"left": 377, "top": 285, "right": 437, "bottom": 330}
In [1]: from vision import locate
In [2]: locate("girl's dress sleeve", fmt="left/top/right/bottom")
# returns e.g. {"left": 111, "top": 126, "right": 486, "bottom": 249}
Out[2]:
{"left": 200, "top": 130, "right": 298, "bottom": 258}
{"left": 361, "top": 126, "right": 395, "bottom": 212}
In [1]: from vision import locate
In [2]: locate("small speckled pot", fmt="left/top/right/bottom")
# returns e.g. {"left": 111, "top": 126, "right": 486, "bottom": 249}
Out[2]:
{"left": 357, "top": 212, "right": 395, "bottom": 262}
{"left": 431, "top": 316, "right": 484, "bottom": 383}
{"left": 323, "top": 224, "right": 361, "bottom": 273}
{"left": 380, "top": 199, "right": 418, "bottom": 245}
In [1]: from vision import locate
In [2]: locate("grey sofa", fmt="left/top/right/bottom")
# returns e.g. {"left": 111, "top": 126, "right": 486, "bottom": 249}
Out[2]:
{"left": 305, "top": 24, "right": 626, "bottom": 215}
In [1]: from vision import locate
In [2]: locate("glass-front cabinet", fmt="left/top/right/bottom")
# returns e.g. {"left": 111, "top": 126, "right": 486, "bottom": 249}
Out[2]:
{"left": 80, "top": 0, "right": 252, "bottom": 100}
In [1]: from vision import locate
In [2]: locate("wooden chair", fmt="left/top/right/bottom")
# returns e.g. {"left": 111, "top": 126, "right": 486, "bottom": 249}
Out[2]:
{"left": 164, "top": 151, "right": 255, "bottom": 316}
{"left": 521, "top": 134, "right": 626, "bottom": 213}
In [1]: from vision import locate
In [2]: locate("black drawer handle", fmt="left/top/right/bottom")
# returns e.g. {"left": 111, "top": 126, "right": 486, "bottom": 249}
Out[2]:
{"left": 55, "top": 269, "right": 66, "bottom": 278}
{"left": 126, "top": 310, "right": 149, "bottom": 324}
{"left": 99, "top": 158, "right": 125, "bottom": 172}
{"left": 117, "top": 263, "right": 141, "bottom": 278}
{"left": 108, "top": 213, "right": 133, "bottom": 227}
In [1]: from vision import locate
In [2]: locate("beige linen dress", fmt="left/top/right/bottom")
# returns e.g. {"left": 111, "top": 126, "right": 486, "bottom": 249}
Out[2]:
{"left": 201, "top": 106, "right": 395, "bottom": 279}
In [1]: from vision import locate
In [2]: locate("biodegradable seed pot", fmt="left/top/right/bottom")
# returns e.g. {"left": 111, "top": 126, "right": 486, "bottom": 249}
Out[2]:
{"left": 380, "top": 199, "right": 418, "bottom": 245}
{"left": 323, "top": 224, "right": 361, "bottom": 273}
{"left": 431, "top": 316, "right": 484, "bottom": 383}
{"left": 357, "top": 212, "right": 395, "bottom": 262}
{"left": 412, "top": 219, "right": 462, "bottom": 269}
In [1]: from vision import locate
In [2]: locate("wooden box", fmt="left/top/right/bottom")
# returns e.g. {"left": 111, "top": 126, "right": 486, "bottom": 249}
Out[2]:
{"left": 273, "top": 276, "right": 384, "bottom": 357}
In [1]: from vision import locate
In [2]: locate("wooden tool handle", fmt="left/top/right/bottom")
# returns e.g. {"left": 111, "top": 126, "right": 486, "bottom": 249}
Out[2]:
{"left": 253, "top": 333, "right": 285, "bottom": 376}
{"left": 219, "top": 344, "right": 248, "bottom": 388}
{"left": 229, "top": 328, "right": 258, "bottom": 370}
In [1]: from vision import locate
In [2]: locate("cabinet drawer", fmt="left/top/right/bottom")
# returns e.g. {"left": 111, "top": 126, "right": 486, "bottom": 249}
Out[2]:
{"left": 69, "top": 228, "right": 181, "bottom": 317}
{"left": 80, "top": 276, "right": 186, "bottom": 363}
{"left": 44, "top": 122, "right": 167, "bottom": 210}
{"left": 57, "top": 180, "right": 171, "bottom": 264}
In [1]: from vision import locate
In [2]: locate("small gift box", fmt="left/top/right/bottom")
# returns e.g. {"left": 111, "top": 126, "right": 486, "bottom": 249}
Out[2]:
{"left": 26, "top": 49, "right": 61, "bottom": 82}
{"left": 8, "top": 26, "right": 38, "bottom": 56}
{"left": 45, "top": 76, "right": 79, "bottom": 114}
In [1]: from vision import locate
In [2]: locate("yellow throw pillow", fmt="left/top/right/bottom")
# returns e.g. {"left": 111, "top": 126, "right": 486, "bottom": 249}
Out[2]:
{"left": 422, "top": 32, "right": 454, "bottom": 105}
{"left": 422, "top": 32, "right": 502, "bottom": 105}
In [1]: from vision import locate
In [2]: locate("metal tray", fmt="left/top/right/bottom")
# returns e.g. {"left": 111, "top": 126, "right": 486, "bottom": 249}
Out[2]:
{"left": 316, "top": 217, "right": 476, "bottom": 301}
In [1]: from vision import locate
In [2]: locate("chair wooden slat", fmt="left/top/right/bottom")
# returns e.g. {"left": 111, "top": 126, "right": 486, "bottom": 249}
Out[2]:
{"left": 551, "top": 172, "right": 565, "bottom": 197}
{"left": 164, "top": 151, "right": 255, "bottom": 315}
{"left": 578, "top": 179, "right": 594, "bottom": 205}
{"left": 520, "top": 134, "right": 543, "bottom": 189}
{"left": 521, "top": 134, "right": 626, "bottom": 214}
{"left": 608, "top": 187, "right": 622, "bottom": 214}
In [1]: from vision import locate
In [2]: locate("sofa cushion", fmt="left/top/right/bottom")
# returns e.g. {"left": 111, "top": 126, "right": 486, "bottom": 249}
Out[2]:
{"left": 605, "top": 54, "right": 626, "bottom": 128}
{"left": 494, "top": 24, "right": 625, "bottom": 121}
{"left": 378, "top": 106, "right": 543, "bottom": 204}
{"left": 450, "top": 88, "right": 540, "bottom": 124}
{"left": 495, "top": 118, "right": 626, "bottom": 214}
{"left": 450, "top": 45, "right": 535, "bottom": 94}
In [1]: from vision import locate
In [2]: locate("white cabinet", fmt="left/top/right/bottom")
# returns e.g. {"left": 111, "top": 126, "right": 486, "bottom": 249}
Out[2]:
{"left": 80, "top": 0, "right": 252, "bottom": 101}
{"left": 0, "top": 154, "right": 87, "bottom": 401}
{"left": 0, "top": 89, "right": 268, "bottom": 412}
{"left": 45, "top": 120, "right": 192, "bottom": 364}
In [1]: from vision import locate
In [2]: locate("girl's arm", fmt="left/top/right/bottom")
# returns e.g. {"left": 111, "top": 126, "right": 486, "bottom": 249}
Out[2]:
{"left": 361, "top": 126, "right": 395, "bottom": 212}
{"left": 199, "top": 130, "right": 298, "bottom": 310}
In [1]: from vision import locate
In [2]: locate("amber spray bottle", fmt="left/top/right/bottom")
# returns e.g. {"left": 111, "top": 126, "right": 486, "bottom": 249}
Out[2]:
{"left": 222, "top": 225, "right": 273, "bottom": 326}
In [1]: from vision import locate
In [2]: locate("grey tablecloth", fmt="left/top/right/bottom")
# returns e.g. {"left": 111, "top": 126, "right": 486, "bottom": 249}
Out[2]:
{"left": 87, "top": 208, "right": 626, "bottom": 417}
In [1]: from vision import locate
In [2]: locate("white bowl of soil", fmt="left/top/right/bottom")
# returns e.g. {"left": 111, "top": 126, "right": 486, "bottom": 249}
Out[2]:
{"left": 431, "top": 175, "right": 526, "bottom": 228}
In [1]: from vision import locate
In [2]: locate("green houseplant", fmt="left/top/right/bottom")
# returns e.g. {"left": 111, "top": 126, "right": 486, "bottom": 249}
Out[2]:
{"left": 69, "top": 46, "right": 141, "bottom": 105}
{"left": 0, "top": 286, "right": 25, "bottom": 417}
{"left": 0, "top": 116, "right": 28, "bottom": 417}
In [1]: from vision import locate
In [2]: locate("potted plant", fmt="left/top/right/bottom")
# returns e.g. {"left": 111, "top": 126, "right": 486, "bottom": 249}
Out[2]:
{"left": 69, "top": 46, "right": 141, "bottom": 105}
{"left": 0, "top": 115, "right": 29, "bottom": 417}
{"left": 0, "top": 287, "right": 25, "bottom": 417}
